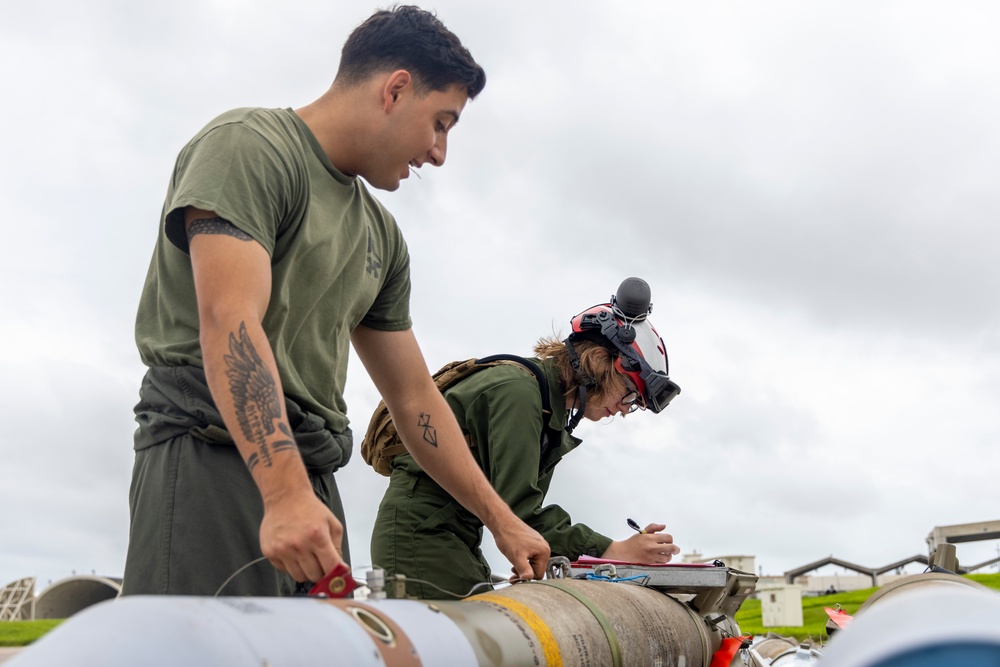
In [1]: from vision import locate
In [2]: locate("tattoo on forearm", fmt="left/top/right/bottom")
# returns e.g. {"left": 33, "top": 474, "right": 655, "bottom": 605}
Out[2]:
{"left": 188, "top": 217, "right": 253, "bottom": 242}
{"left": 224, "top": 322, "right": 296, "bottom": 471}
{"left": 418, "top": 412, "right": 438, "bottom": 448}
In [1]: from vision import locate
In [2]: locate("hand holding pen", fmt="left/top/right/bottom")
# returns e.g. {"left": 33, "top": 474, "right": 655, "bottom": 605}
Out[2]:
{"left": 601, "top": 518, "right": 680, "bottom": 564}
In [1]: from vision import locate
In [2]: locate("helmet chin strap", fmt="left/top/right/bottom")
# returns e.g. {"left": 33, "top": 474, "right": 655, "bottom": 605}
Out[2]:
{"left": 566, "top": 385, "right": 587, "bottom": 434}
{"left": 564, "top": 338, "right": 593, "bottom": 434}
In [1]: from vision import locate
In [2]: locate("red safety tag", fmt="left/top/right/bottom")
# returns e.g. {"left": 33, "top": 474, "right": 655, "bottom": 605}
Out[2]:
{"left": 308, "top": 563, "right": 358, "bottom": 598}
{"left": 824, "top": 606, "right": 854, "bottom": 630}
{"left": 709, "top": 636, "right": 752, "bottom": 667}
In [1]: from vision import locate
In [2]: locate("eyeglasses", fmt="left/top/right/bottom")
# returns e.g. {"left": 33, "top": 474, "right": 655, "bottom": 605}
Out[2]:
{"left": 620, "top": 375, "right": 643, "bottom": 413}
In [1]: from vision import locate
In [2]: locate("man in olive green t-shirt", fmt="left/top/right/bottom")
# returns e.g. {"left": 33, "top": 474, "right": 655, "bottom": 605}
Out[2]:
{"left": 124, "top": 6, "right": 550, "bottom": 596}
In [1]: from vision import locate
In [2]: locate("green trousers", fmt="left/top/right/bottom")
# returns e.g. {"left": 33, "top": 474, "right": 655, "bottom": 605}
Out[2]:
{"left": 370, "top": 472, "right": 493, "bottom": 599}
{"left": 122, "top": 435, "right": 350, "bottom": 597}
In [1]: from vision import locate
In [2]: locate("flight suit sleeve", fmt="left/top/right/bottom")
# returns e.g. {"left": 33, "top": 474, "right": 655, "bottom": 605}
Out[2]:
{"left": 462, "top": 375, "right": 613, "bottom": 559}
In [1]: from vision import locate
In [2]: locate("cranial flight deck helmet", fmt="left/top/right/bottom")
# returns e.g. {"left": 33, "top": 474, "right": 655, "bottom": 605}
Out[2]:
{"left": 563, "top": 277, "right": 681, "bottom": 433}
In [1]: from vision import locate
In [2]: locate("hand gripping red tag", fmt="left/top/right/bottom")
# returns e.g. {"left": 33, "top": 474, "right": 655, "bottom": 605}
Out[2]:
{"left": 308, "top": 563, "right": 358, "bottom": 598}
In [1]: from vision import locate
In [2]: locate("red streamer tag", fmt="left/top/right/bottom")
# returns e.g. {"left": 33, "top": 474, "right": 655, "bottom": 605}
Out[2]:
{"left": 825, "top": 606, "right": 854, "bottom": 629}
{"left": 710, "top": 636, "right": 752, "bottom": 667}
{"left": 308, "top": 563, "right": 358, "bottom": 598}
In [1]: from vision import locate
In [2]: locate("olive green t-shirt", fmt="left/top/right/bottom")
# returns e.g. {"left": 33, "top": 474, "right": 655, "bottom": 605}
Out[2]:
{"left": 135, "top": 107, "right": 412, "bottom": 434}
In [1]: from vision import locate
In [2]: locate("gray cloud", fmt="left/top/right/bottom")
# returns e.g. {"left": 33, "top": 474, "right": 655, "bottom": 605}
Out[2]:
{"left": 3, "top": 0, "right": 999, "bottom": 588}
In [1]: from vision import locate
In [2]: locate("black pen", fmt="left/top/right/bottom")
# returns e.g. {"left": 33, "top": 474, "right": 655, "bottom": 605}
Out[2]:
{"left": 627, "top": 518, "right": 647, "bottom": 534}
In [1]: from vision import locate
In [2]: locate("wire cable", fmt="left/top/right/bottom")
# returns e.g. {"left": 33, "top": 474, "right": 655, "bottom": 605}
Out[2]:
{"left": 584, "top": 573, "right": 650, "bottom": 584}
{"left": 214, "top": 556, "right": 269, "bottom": 597}
{"left": 387, "top": 574, "right": 497, "bottom": 599}
{"left": 369, "top": 562, "right": 506, "bottom": 599}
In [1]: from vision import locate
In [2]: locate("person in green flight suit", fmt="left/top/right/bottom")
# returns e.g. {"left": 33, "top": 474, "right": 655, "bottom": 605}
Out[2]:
{"left": 370, "top": 278, "right": 684, "bottom": 598}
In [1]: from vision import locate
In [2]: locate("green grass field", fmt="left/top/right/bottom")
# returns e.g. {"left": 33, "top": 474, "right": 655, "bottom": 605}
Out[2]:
{"left": 734, "top": 572, "right": 1000, "bottom": 642}
{"left": 2, "top": 573, "right": 998, "bottom": 647}
{"left": 0, "top": 620, "right": 62, "bottom": 647}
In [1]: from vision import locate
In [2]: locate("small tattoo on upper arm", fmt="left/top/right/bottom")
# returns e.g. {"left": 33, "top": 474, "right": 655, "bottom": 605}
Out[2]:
{"left": 188, "top": 217, "right": 252, "bottom": 242}
{"left": 418, "top": 412, "right": 438, "bottom": 448}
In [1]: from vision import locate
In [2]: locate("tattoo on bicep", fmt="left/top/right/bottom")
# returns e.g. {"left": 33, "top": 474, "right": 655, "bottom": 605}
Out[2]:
{"left": 188, "top": 217, "right": 253, "bottom": 242}
{"left": 224, "top": 322, "right": 295, "bottom": 471}
{"left": 417, "top": 412, "right": 438, "bottom": 448}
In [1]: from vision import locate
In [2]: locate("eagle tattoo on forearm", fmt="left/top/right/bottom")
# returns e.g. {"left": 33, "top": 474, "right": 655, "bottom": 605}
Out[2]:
{"left": 224, "top": 322, "right": 297, "bottom": 471}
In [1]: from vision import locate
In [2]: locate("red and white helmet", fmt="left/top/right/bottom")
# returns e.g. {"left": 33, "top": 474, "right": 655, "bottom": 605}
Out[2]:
{"left": 566, "top": 278, "right": 680, "bottom": 414}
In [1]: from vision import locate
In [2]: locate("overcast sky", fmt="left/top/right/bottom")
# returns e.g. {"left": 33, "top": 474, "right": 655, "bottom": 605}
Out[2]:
{"left": 2, "top": 0, "right": 999, "bottom": 592}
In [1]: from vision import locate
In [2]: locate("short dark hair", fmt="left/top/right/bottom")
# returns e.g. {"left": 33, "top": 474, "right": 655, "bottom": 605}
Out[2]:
{"left": 336, "top": 5, "right": 486, "bottom": 99}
